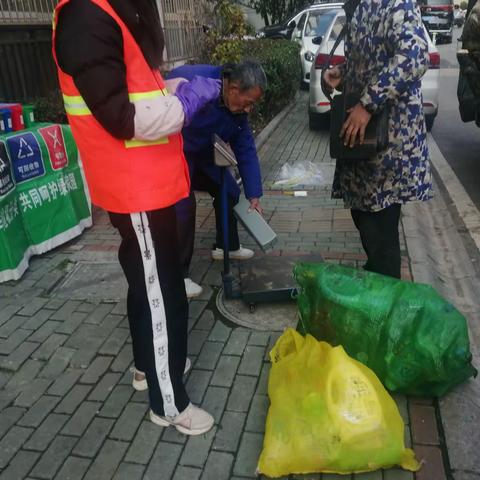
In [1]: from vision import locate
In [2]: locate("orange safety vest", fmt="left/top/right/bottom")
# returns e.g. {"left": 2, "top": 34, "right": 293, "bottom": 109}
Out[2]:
{"left": 52, "top": 0, "right": 190, "bottom": 213}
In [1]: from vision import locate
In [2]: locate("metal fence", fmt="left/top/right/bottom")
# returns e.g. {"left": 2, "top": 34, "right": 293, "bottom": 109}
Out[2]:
{"left": 159, "top": 0, "right": 209, "bottom": 65}
{"left": 0, "top": 0, "right": 55, "bottom": 25}
{"left": 0, "top": 0, "right": 210, "bottom": 102}
{"left": 0, "top": 26, "right": 57, "bottom": 102}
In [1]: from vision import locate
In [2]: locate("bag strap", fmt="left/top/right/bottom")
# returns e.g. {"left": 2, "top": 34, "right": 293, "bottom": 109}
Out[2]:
{"left": 322, "top": 0, "right": 361, "bottom": 101}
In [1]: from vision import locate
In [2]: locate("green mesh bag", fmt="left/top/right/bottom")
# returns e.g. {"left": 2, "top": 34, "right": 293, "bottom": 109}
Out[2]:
{"left": 294, "top": 262, "right": 477, "bottom": 397}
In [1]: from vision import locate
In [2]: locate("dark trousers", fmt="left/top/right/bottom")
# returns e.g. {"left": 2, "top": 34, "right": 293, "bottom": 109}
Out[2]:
{"left": 176, "top": 167, "right": 239, "bottom": 278}
{"left": 109, "top": 206, "right": 190, "bottom": 417}
{"left": 350, "top": 204, "right": 401, "bottom": 279}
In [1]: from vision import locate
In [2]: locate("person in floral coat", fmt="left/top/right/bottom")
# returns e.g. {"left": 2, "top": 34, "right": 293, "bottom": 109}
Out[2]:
{"left": 324, "top": 0, "right": 433, "bottom": 278}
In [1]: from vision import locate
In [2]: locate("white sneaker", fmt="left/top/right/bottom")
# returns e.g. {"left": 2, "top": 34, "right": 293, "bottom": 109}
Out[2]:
{"left": 184, "top": 278, "right": 203, "bottom": 298}
{"left": 131, "top": 367, "right": 148, "bottom": 391}
{"left": 131, "top": 358, "right": 192, "bottom": 391}
{"left": 211, "top": 246, "right": 254, "bottom": 261}
{"left": 150, "top": 403, "right": 214, "bottom": 436}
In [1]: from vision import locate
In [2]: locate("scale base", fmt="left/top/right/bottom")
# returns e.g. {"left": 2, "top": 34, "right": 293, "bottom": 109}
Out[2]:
{"left": 239, "top": 254, "right": 323, "bottom": 312}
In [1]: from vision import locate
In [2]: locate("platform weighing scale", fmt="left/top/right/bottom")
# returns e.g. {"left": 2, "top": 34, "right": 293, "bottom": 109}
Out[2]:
{"left": 214, "top": 135, "right": 322, "bottom": 311}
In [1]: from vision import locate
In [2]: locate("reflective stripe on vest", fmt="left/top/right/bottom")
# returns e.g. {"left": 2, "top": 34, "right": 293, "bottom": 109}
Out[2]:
{"left": 62, "top": 90, "right": 170, "bottom": 148}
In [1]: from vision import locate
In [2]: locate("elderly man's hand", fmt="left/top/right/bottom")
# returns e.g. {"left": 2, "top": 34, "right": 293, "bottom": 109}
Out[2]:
{"left": 248, "top": 198, "right": 263, "bottom": 215}
{"left": 340, "top": 103, "right": 372, "bottom": 148}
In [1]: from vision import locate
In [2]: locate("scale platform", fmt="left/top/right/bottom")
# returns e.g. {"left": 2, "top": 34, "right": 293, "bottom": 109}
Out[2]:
{"left": 239, "top": 254, "right": 323, "bottom": 312}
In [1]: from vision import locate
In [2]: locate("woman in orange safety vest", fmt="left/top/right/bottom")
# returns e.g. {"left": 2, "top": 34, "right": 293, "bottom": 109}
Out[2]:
{"left": 53, "top": 0, "right": 220, "bottom": 436}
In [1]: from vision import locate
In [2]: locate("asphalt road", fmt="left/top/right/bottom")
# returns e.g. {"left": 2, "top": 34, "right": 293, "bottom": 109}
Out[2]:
{"left": 431, "top": 27, "right": 480, "bottom": 209}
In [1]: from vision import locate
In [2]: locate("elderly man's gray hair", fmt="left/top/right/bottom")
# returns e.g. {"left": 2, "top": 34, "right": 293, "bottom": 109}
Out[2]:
{"left": 225, "top": 61, "right": 267, "bottom": 93}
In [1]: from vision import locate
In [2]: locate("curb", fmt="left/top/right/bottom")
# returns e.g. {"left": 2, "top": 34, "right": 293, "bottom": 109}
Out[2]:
{"left": 254, "top": 93, "right": 299, "bottom": 151}
{"left": 427, "top": 134, "right": 480, "bottom": 255}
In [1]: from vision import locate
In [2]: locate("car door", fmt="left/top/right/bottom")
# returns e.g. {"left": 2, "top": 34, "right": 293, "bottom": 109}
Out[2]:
{"left": 292, "top": 12, "right": 307, "bottom": 44}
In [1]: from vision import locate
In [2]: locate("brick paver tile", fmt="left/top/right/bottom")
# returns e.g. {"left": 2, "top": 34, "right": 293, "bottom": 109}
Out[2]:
{"left": 39, "top": 347, "right": 76, "bottom": 379}
{"left": 49, "top": 300, "right": 82, "bottom": 321}
{"left": 232, "top": 431, "right": 263, "bottom": 478}
{"left": 0, "top": 341, "right": 39, "bottom": 371}
{"left": 0, "top": 449, "right": 40, "bottom": 480}
{"left": 80, "top": 356, "right": 113, "bottom": 384}
{"left": 0, "top": 329, "right": 30, "bottom": 355}
{"left": 414, "top": 445, "right": 447, "bottom": 480}
{"left": 109, "top": 402, "right": 148, "bottom": 441}
{"left": 61, "top": 401, "right": 100, "bottom": 437}
{"left": 30, "top": 435, "right": 77, "bottom": 479}
{"left": 383, "top": 469, "right": 414, "bottom": 479}
{"left": 55, "top": 385, "right": 91, "bottom": 415}
{"left": 210, "top": 355, "right": 240, "bottom": 387}
{"left": 223, "top": 329, "right": 250, "bottom": 356}
{"left": 195, "top": 341, "right": 223, "bottom": 370}
{"left": 54, "top": 456, "right": 91, "bottom": 480}
{"left": 208, "top": 321, "right": 232, "bottom": 342}
{"left": 185, "top": 370, "right": 212, "bottom": 404}
{"left": 201, "top": 386, "right": 229, "bottom": 423}
{"left": 245, "top": 394, "right": 269, "bottom": 433}
{"left": 73, "top": 417, "right": 114, "bottom": 458}
{"left": 195, "top": 310, "right": 215, "bottom": 331}
{"left": 143, "top": 442, "right": 182, "bottom": 480}
{"left": 48, "top": 369, "right": 82, "bottom": 397}
{"left": 88, "top": 372, "right": 122, "bottom": 402}
{"left": 3, "top": 359, "right": 41, "bottom": 393}
{"left": 238, "top": 346, "right": 265, "bottom": 376}
{"left": 410, "top": 404, "right": 440, "bottom": 445}
{"left": 187, "top": 330, "right": 210, "bottom": 356}
{"left": 125, "top": 420, "right": 162, "bottom": 465}
{"left": 18, "top": 396, "right": 61, "bottom": 428}
{"left": 99, "top": 327, "right": 129, "bottom": 356}
{"left": 23, "top": 413, "right": 69, "bottom": 451}
{"left": 173, "top": 466, "right": 202, "bottom": 480}
{"left": 31, "top": 333, "right": 68, "bottom": 361}
{"left": 83, "top": 439, "right": 129, "bottom": 480}
{"left": 0, "top": 426, "right": 33, "bottom": 469}
{"left": 212, "top": 411, "right": 246, "bottom": 453}
{"left": 180, "top": 427, "right": 216, "bottom": 468}
{"left": 83, "top": 303, "right": 114, "bottom": 325}
{"left": 201, "top": 451, "right": 234, "bottom": 480}
{"left": 0, "top": 407, "right": 25, "bottom": 439}
{"left": 227, "top": 375, "right": 257, "bottom": 412}
{"left": 17, "top": 298, "right": 49, "bottom": 317}
{"left": 98, "top": 385, "right": 133, "bottom": 418}
{"left": 113, "top": 462, "right": 145, "bottom": 480}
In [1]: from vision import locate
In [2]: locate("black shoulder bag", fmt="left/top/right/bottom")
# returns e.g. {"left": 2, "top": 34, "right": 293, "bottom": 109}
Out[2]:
{"left": 322, "top": 0, "right": 389, "bottom": 160}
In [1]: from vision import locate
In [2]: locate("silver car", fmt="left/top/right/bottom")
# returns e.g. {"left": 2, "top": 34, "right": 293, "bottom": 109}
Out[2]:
{"left": 290, "top": 3, "right": 345, "bottom": 87}
{"left": 308, "top": 11, "right": 440, "bottom": 131}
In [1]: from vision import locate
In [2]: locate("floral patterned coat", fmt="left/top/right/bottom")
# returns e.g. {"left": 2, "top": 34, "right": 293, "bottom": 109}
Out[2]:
{"left": 332, "top": 0, "right": 434, "bottom": 211}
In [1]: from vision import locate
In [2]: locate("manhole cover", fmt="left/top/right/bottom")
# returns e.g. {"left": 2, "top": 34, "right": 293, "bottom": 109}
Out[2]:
{"left": 51, "top": 261, "right": 127, "bottom": 300}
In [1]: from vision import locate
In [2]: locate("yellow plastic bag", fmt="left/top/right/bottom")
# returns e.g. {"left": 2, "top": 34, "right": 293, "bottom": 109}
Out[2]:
{"left": 257, "top": 329, "right": 420, "bottom": 478}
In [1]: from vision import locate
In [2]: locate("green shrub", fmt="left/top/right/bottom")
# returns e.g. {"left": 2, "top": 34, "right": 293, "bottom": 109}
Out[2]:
{"left": 203, "top": 38, "right": 301, "bottom": 132}
{"left": 33, "top": 90, "right": 67, "bottom": 124}
{"left": 460, "top": 1, "right": 468, "bottom": 9}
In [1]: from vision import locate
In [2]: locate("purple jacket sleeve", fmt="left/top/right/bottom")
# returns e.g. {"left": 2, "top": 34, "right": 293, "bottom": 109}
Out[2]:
{"left": 174, "top": 76, "right": 221, "bottom": 125}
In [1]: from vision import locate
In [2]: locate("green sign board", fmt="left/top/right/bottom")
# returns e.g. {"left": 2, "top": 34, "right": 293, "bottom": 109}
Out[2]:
{"left": 0, "top": 123, "right": 92, "bottom": 282}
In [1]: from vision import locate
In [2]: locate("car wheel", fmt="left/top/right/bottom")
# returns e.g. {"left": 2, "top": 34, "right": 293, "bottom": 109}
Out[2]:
{"left": 309, "top": 112, "right": 330, "bottom": 131}
{"left": 425, "top": 114, "right": 435, "bottom": 132}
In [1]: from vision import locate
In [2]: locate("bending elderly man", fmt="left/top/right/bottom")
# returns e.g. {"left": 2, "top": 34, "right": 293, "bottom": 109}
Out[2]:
{"left": 168, "top": 61, "right": 267, "bottom": 297}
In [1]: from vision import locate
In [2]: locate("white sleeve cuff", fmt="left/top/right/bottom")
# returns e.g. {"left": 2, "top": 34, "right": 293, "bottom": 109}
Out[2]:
{"left": 133, "top": 94, "right": 185, "bottom": 142}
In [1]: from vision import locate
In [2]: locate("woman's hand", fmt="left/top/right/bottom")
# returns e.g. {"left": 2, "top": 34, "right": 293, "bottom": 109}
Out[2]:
{"left": 340, "top": 103, "right": 372, "bottom": 148}
{"left": 322, "top": 66, "right": 342, "bottom": 92}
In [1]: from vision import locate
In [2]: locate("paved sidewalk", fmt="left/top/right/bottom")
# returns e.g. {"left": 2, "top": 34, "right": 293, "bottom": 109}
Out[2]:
{"left": 0, "top": 93, "right": 478, "bottom": 480}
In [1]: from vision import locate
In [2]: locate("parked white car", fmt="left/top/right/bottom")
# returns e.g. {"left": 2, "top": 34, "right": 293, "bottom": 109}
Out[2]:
{"left": 308, "top": 11, "right": 440, "bottom": 131}
{"left": 290, "top": 3, "right": 345, "bottom": 86}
